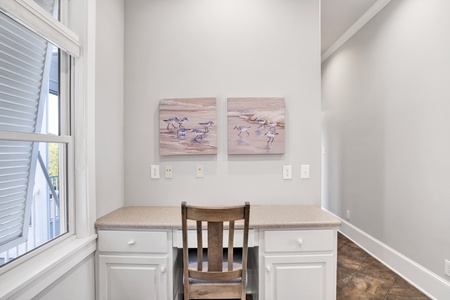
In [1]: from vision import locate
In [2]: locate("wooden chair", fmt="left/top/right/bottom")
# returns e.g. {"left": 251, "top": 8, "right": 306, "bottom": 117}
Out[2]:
{"left": 181, "top": 201, "right": 250, "bottom": 300}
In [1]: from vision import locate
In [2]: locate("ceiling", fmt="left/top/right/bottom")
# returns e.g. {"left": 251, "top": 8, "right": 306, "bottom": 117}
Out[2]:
{"left": 321, "top": 0, "right": 378, "bottom": 55}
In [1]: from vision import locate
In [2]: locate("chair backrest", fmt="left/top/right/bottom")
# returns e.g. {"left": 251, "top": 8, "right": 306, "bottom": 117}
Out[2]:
{"left": 181, "top": 201, "right": 250, "bottom": 300}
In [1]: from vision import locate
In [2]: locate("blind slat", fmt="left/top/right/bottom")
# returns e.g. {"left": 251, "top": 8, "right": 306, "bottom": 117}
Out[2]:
{"left": 0, "top": 192, "right": 27, "bottom": 203}
{"left": 0, "top": 97, "right": 39, "bottom": 111}
{"left": 0, "top": 76, "right": 44, "bottom": 95}
{"left": 0, "top": 61, "right": 42, "bottom": 82}
{"left": 0, "top": 226, "right": 23, "bottom": 245}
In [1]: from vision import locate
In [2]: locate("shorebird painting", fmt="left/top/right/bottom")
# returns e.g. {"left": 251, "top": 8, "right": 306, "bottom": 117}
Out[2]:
{"left": 163, "top": 117, "right": 178, "bottom": 130}
{"left": 264, "top": 130, "right": 278, "bottom": 143}
{"left": 233, "top": 125, "right": 251, "bottom": 137}
{"left": 198, "top": 121, "right": 214, "bottom": 132}
{"left": 159, "top": 97, "right": 217, "bottom": 155}
{"left": 227, "top": 97, "right": 284, "bottom": 155}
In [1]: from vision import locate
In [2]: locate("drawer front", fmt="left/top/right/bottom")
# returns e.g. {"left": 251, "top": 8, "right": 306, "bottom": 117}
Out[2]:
{"left": 98, "top": 230, "right": 169, "bottom": 253}
{"left": 264, "top": 229, "right": 334, "bottom": 253}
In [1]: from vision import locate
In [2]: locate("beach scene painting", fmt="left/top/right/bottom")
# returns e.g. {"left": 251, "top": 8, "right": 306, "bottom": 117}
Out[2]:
{"left": 159, "top": 98, "right": 217, "bottom": 155}
{"left": 227, "top": 97, "right": 285, "bottom": 155}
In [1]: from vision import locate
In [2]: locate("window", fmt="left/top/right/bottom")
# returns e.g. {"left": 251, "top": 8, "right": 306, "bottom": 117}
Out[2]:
{"left": 0, "top": 1, "right": 73, "bottom": 267}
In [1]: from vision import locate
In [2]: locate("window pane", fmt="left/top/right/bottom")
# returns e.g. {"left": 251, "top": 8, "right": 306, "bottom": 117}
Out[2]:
{"left": 33, "top": 0, "right": 60, "bottom": 20}
{"left": 0, "top": 141, "right": 67, "bottom": 267}
{"left": 0, "top": 12, "right": 70, "bottom": 267}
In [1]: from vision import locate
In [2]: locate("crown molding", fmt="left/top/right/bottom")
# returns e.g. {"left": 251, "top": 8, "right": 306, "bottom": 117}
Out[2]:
{"left": 321, "top": 0, "right": 392, "bottom": 63}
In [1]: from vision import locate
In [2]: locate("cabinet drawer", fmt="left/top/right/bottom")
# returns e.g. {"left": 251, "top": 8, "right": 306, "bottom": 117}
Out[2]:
{"left": 98, "top": 230, "right": 169, "bottom": 253}
{"left": 264, "top": 229, "right": 334, "bottom": 253}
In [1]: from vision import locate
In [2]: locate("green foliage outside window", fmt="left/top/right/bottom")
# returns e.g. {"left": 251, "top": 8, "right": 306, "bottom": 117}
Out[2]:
{"left": 49, "top": 143, "right": 59, "bottom": 176}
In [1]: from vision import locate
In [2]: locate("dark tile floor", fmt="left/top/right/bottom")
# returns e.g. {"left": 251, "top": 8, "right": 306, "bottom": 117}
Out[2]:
{"left": 337, "top": 232, "right": 431, "bottom": 300}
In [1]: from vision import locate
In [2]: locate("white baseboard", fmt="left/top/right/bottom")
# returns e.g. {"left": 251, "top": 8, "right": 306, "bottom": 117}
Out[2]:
{"left": 324, "top": 210, "right": 450, "bottom": 300}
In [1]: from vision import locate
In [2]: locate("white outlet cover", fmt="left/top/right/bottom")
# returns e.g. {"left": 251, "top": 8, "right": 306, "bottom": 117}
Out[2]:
{"left": 165, "top": 166, "right": 173, "bottom": 179}
{"left": 283, "top": 165, "right": 292, "bottom": 180}
{"left": 151, "top": 165, "right": 160, "bottom": 179}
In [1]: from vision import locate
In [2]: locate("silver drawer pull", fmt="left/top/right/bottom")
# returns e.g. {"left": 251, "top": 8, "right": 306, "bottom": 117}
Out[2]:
{"left": 161, "top": 266, "right": 166, "bottom": 273}
{"left": 297, "top": 238, "right": 303, "bottom": 246}
{"left": 128, "top": 240, "right": 135, "bottom": 245}
{"left": 266, "top": 265, "right": 271, "bottom": 272}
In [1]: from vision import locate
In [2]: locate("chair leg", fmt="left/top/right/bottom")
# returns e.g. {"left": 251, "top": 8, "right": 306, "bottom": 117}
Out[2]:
{"left": 183, "top": 282, "right": 189, "bottom": 300}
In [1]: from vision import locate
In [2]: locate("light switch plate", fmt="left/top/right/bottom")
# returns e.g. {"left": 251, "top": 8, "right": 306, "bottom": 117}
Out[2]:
{"left": 300, "top": 164, "right": 310, "bottom": 179}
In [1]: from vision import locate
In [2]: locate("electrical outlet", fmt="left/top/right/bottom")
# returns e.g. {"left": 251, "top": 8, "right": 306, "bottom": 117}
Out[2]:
{"left": 445, "top": 259, "right": 450, "bottom": 277}
{"left": 151, "top": 165, "right": 160, "bottom": 179}
{"left": 196, "top": 164, "right": 204, "bottom": 178}
{"left": 346, "top": 210, "right": 351, "bottom": 221}
{"left": 165, "top": 166, "right": 173, "bottom": 179}
{"left": 283, "top": 165, "right": 292, "bottom": 180}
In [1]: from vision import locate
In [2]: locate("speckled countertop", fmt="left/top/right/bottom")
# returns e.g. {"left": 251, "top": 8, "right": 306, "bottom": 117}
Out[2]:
{"left": 95, "top": 205, "right": 341, "bottom": 230}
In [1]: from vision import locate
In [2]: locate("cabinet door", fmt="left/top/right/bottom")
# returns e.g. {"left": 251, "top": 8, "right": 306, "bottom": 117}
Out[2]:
{"left": 264, "top": 254, "right": 334, "bottom": 300}
{"left": 98, "top": 255, "right": 169, "bottom": 300}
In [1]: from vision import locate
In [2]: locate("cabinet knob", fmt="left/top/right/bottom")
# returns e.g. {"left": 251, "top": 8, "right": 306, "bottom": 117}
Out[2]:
{"left": 161, "top": 266, "right": 166, "bottom": 273}
{"left": 128, "top": 240, "right": 135, "bottom": 245}
{"left": 266, "top": 265, "right": 271, "bottom": 272}
{"left": 297, "top": 238, "right": 303, "bottom": 246}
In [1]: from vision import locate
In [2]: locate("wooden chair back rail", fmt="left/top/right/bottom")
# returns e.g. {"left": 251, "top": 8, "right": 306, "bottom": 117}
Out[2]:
{"left": 186, "top": 206, "right": 246, "bottom": 222}
{"left": 181, "top": 201, "right": 250, "bottom": 300}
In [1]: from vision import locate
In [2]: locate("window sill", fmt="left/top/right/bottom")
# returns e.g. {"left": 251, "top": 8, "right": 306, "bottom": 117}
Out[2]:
{"left": 0, "top": 234, "right": 97, "bottom": 299}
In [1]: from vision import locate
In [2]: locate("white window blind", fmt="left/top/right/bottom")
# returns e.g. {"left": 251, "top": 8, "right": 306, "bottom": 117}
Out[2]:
{"left": 0, "top": 1, "right": 55, "bottom": 252}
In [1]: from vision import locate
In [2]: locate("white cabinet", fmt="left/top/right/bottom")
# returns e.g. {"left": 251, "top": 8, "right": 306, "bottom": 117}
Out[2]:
{"left": 98, "top": 255, "right": 168, "bottom": 300}
{"left": 259, "top": 229, "right": 337, "bottom": 300}
{"left": 97, "top": 230, "right": 174, "bottom": 300}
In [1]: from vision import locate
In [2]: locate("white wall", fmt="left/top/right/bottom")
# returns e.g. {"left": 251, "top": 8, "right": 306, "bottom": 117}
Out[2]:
{"left": 96, "top": 0, "right": 125, "bottom": 217}
{"left": 124, "top": 0, "right": 321, "bottom": 206}
{"left": 322, "top": 0, "right": 450, "bottom": 291}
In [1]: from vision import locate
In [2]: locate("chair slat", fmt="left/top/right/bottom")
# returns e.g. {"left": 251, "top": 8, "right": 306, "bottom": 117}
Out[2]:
{"left": 207, "top": 221, "right": 223, "bottom": 271}
{"left": 228, "top": 220, "right": 235, "bottom": 271}
{"left": 196, "top": 220, "right": 203, "bottom": 271}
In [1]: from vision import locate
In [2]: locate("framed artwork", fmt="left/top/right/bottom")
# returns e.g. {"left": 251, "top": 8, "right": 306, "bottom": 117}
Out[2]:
{"left": 227, "top": 97, "right": 285, "bottom": 155}
{"left": 159, "top": 98, "right": 217, "bottom": 155}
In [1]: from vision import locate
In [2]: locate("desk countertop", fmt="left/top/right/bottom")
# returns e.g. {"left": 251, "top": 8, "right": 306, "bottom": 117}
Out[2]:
{"left": 95, "top": 205, "right": 341, "bottom": 230}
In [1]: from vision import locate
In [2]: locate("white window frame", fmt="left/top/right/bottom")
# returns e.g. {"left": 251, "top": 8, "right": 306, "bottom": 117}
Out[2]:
{"left": 0, "top": 0, "right": 97, "bottom": 298}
